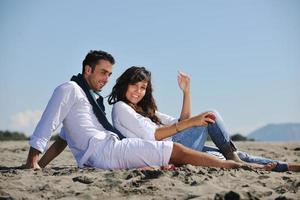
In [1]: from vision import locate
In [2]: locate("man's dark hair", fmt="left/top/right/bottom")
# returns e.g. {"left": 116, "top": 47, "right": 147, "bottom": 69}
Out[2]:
{"left": 82, "top": 50, "right": 115, "bottom": 74}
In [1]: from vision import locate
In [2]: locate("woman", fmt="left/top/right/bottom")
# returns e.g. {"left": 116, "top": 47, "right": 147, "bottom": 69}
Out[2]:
{"left": 108, "top": 66, "right": 299, "bottom": 172}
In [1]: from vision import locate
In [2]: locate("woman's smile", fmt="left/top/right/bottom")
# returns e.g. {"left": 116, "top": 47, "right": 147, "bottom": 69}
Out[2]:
{"left": 126, "top": 81, "right": 148, "bottom": 104}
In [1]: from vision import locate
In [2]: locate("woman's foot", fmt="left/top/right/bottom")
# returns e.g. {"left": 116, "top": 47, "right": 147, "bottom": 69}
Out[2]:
{"left": 225, "top": 151, "right": 246, "bottom": 163}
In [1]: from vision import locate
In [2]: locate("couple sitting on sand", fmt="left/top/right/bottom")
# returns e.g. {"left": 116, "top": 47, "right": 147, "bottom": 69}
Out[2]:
{"left": 25, "top": 50, "right": 300, "bottom": 172}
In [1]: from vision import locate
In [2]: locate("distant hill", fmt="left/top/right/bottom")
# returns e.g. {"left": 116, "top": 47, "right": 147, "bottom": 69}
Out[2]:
{"left": 247, "top": 123, "right": 300, "bottom": 141}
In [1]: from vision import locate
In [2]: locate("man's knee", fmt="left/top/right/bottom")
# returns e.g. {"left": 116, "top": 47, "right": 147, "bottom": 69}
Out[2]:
{"left": 169, "top": 142, "right": 186, "bottom": 165}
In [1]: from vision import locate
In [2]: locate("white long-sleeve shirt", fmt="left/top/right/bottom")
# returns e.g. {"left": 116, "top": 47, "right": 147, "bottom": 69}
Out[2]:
{"left": 112, "top": 101, "right": 178, "bottom": 141}
{"left": 29, "top": 81, "right": 117, "bottom": 167}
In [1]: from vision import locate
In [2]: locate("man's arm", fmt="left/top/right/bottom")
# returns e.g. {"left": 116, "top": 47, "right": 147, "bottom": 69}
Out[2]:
{"left": 25, "top": 82, "right": 76, "bottom": 169}
{"left": 38, "top": 137, "right": 67, "bottom": 168}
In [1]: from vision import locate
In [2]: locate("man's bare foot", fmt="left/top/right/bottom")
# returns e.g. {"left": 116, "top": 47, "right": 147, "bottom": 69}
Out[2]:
{"left": 264, "top": 163, "right": 277, "bottom": 171}
{"left": 242, "top": 162, "right": 277, "bottom": 171}
{"left": 288, "top": 162, "right": 300, "bottom": 172}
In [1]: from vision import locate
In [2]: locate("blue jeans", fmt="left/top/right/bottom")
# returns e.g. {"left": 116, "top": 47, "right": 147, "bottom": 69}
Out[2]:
{"left": 172, "top": 110, "right": 288, "bottom": 172}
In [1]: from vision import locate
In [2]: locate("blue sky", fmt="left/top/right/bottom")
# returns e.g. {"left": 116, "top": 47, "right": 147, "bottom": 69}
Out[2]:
{"left": 1, "top": 0, "right": 299, "bottom": 136}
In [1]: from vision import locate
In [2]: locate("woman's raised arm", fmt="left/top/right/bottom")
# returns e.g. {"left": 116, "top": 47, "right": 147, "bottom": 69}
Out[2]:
{"left": 177, "top": 71, "right": 191, "bottom": 120}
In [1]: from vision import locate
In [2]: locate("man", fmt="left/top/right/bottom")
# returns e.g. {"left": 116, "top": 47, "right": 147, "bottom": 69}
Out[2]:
{"left": 25, "top": 50, "right": 247, "bottom": 170}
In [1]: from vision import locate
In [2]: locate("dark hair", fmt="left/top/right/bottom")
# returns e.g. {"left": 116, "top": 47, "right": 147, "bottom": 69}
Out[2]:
{"left": 82, "top": 50, "right": 115, "bottom": 74}
{"left": 108, "top": 66, "right": 162, "bottom": 125}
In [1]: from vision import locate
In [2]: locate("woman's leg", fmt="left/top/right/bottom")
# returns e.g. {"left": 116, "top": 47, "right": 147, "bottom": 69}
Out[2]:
{"left": 172, "top": 127, "right": 230, "bottom": 159}
{"left": 237, "top": 151, "right": 289, "bottom": 172}
{"left": 170, "top": 143, "right": 242, "bottom": 169}
{"left": 172, "top": 126, "right": 208, "bottom": 152}
{"left": 172, "top": 111, "right": 292, "bottom": 171}
{"left": 203, "top": 146, "right": 289, "bottom": 172}
{"left": 206, "top": 109, "right": 242, "bottom": 162}
{"left": 171, "top": 122, "right": 238, "bottom": 160}
{"left": 174, "top": 109, "right": 288, "bottom": 169}
{"left": 170, "top": 143, "right": 274, "bottom": 170}
{"left": 205, "top": 110, "right": 297, "bottom": 171}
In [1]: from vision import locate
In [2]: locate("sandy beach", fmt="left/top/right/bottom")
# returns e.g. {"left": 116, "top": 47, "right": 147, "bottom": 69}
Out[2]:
{"left": 0, "top": 141, "right": 299, "bottom": 200}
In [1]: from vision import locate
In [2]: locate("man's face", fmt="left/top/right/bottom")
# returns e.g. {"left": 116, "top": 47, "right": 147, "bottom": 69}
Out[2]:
{"left": 84, "top": 59, "right": 113, "bottom": 91}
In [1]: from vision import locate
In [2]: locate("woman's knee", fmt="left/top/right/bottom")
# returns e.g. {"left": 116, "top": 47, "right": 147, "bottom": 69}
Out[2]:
{"left": 205, "top": 109, "right": 222, "bottom": 121}
{"left": 208, "top": 109, "right": 219, "bottom": 116}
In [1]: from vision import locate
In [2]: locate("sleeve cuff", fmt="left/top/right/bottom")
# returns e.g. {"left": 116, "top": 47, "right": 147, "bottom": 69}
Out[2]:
{"left": 28, "top": 135, "right": 49, "bottom": 153}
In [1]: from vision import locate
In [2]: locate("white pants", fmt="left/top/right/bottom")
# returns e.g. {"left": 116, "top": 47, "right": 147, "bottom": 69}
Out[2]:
{"left": 87, "top": 137, "right": 173, "bottom": 169}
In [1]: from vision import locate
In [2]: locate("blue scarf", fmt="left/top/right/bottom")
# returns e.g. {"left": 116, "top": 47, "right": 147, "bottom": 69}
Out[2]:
{"left": 71, "top": 73, "right": 124, "bottom": 139}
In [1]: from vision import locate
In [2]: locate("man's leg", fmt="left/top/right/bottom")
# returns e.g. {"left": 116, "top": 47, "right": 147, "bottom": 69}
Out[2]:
{"left": 87, "top": 137, "right": 241, "bottom": 170}
{"left": 169, "top": 143, "right": 242, "bottom": 169}
{"left": 88, "top": 137, "right": 174, "bottom": 169}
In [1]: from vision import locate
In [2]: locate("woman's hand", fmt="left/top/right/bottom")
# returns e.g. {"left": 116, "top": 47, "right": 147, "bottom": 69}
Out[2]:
{"left": 177, "top": 71, "right": 190, "bottom": 93}
{"left": 190, "top": 112, "right": 216, "bottom": 126}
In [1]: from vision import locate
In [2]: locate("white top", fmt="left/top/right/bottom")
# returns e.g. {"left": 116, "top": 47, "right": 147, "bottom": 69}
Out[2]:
{"left": 112, "top": 101, "right": 178, "bottom": 141}
{"left": 29, "top": 81, "right": 118, "bottom": 167}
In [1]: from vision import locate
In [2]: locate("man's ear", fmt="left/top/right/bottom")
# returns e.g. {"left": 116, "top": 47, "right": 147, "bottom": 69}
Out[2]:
{"left": 84, "top": 65, "right": 92, "bottom": 75}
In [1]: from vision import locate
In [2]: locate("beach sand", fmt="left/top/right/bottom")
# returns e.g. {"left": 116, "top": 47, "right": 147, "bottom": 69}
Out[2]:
{"left": 0, "top": 141, "right": 299, "bottom": 200}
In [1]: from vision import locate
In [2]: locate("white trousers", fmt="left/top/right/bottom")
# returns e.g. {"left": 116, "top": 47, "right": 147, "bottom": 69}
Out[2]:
{"left": 87, "top": 137, "right": 173, "bottom": 169}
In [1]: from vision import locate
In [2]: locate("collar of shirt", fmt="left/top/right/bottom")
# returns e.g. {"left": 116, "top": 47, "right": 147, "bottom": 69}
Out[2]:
{"left": 89, "top": 90, "right": 106, "bottom": 114}
{"left": 90, "top": 90, "right": 100, "bottom": 103}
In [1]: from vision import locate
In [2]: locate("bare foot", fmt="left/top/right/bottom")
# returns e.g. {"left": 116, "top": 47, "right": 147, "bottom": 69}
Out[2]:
{"left": 242, "top": 162, "right": 277, "bottom": 171}
{"left": 138, "top": 166, "right": 156, "bottom": 170}
{"left": 288, "top": 162, "right": 300, "bottom": 172}
{"left": 225, "top": 152, "right": 246, "bottom": 163}
{"left": 262, "top": 162, "right": 277, "bottom": 171}
{"left": 160, "top": 164, "right": 176, "bottom": 170}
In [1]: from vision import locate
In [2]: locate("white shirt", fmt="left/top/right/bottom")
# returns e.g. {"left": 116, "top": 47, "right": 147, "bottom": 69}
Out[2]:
{"left": 112, "top": 101, "right": 178, "bottom": 141}
{"left": 29, "top": 81, "right": 117, "bottom": 167}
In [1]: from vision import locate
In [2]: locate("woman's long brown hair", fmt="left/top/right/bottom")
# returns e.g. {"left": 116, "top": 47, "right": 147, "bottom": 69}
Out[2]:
{"left": 108, "top": 66, "right": 162, "bottom": 125}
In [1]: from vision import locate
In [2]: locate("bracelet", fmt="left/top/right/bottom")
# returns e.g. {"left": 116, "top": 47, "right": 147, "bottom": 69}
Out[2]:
{"left": 175, "top": 122, "right": 179, "bottom": 132}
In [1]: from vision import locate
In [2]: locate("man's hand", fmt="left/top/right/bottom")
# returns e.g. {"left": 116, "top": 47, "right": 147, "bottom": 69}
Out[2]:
{"left": 25, "top": 161, "right": 41, "bottom": 169}
{"left": 25, "top": 147, "right": 41, "bottom": 169}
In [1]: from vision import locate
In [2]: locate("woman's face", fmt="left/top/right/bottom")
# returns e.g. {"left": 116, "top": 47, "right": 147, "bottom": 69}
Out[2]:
{"left": 125, "top": 80, "right": 148, "bottom": 105}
